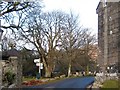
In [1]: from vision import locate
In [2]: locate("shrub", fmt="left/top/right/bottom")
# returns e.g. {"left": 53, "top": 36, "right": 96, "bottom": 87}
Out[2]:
{"left": 4, "top": 71, "right": 16, "bottom": 85}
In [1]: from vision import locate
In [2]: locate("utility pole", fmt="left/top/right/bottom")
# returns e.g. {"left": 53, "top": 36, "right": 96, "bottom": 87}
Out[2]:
{"left": 103, "top": 0, "right": 108, "bottom": 80}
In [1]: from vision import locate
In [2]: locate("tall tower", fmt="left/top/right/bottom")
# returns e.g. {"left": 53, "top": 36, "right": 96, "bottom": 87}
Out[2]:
{"left": 96, "top": 0, "right": 120, "bottom": 71}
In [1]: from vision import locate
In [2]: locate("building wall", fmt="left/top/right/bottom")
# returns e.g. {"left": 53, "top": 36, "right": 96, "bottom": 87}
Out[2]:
{"left": 96, "top": 2, "right": 120, "bottom": 69}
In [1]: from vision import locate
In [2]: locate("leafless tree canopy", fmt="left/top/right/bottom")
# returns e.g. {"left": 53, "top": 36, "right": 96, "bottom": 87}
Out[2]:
{"left": 0, "top": 1, "right": 42, "bottom": 31}
{"left": 1, "top": 1, "right": 97, "bottom": 77}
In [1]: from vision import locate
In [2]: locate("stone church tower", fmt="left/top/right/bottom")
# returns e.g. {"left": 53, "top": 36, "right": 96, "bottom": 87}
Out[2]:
{"left": 96, "top": 1, "right": 120, "bottom": 71}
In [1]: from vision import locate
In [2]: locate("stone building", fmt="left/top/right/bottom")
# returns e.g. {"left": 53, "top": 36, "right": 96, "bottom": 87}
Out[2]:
{"left": 96, "top": 1, "right": 120, "bottom": 71}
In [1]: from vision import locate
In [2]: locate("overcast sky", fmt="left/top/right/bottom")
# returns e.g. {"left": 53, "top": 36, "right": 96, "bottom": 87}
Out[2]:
{"left": 42, "top": 0, "right": 100, "bottom": 35}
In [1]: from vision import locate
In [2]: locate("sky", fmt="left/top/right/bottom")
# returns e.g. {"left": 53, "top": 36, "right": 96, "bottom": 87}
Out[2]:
{"left": 42, "top": 0, "right": 100, "bottom": 35}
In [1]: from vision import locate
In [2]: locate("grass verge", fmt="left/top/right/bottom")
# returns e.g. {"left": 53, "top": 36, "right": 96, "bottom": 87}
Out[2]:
{"left": 22, "top": 76, "right": 36, "bottom": 81}
{"left": 100, "top": 79, "right": 120, "bottom": 90}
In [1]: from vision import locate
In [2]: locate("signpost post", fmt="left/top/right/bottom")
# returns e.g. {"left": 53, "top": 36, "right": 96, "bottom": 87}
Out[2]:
{"left": 34, "top": 58, "right": 43, "bottom": 79}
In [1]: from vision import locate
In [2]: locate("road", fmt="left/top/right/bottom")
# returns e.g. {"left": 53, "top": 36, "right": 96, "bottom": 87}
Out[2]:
{"left": 26, "top": 76, "right": 95, "bottom": 89}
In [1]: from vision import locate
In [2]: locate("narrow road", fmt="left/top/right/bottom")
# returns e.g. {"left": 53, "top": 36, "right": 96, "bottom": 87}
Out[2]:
{"left": 27, "top": 76, "right": 94, "bottom": 89}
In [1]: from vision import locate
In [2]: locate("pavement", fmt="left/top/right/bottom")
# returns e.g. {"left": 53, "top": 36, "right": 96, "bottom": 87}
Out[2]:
{"left": 24, "top": 76, "right": 95, "bottom": 89}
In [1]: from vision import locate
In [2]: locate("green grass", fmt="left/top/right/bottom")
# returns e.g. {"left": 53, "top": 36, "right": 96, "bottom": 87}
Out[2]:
{"left": 101, "top": 79, "right": 120, "bottom": 90}
{"left": 22, "top": 76, "right": 36, "bottom": 81}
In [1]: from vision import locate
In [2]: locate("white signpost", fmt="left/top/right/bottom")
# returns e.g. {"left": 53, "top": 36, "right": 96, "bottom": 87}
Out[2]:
{"left": 34, "top": 59, "right": 40, "bottom": 63}
{"left": 34, "top": 58, "right": 43, "bottom": 79}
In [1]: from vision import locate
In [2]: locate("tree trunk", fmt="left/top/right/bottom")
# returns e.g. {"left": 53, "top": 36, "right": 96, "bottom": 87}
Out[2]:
{"left": 67, "top": 51, "right": 72, "bottom": 77}
{"left": 45, "top": 67, "right": 52, "bottom": 77}
{"left": 67, "top": 62, "right": 72, "bottom": 77}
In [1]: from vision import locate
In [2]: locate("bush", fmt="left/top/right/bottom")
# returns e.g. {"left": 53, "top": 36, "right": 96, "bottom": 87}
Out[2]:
{"left": 4, "top": 71, "right": 16, "bottom": 85}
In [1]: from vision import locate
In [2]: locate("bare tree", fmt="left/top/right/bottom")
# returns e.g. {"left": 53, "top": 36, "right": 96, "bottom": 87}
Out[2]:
{"left": 1, "top": 2, "right": 29, "bottom": 17}
{"left": 60, "top": 12, "right": 97, "bottom": 77}
{"left": 0, "top": 1, "right": 42, "bottom": 31}
{"left": 16, "top": 10, "right": 67, "bottom": 77}
{"left": 0, "top": 0, "right": 43, "bottom": 51}
{"left": 1, "top": 1, "right": 97, "bottom": 77}
{"left": 60, "top": 12, "right": 82, "bottom": 77}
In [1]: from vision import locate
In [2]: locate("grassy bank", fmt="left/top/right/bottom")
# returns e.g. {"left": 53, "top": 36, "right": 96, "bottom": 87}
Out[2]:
{"left": 101, "top": 79, "right": 120, "bottom": 89}
{"left": 22, "top": 76, "right": 36, "bottom": 81}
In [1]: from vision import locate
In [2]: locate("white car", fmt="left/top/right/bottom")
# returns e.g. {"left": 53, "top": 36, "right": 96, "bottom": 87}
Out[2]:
{"left": 108, "top": 73, "right": 117, "bottom": 77}
{"left": 96, "top": 72, "right": 104, "bottom": 76}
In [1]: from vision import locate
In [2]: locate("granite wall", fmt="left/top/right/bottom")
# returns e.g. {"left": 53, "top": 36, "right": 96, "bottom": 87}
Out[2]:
{"left": 0, "top": 56, "right": 22, "bottom": 89}
{"left": 96, "top": 2, "right": 120, "bottom": 70}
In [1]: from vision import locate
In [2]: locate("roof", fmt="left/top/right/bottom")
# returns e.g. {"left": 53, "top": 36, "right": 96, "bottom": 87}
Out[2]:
{"left": 96, "top": 1, "right": 101, "bottom": 14}
{"left": 7, "top": 48, "right": 19, "bottom": 57}
{"left": 2, "top": 49, "right": 19, "bottom": 60}
{"left": 96, "top": 0, "right": 104, "bottom": 14}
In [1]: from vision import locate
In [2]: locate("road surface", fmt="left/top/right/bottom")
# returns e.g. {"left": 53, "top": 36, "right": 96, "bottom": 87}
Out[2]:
{"left": 26, "top": 76, "right": 95, "bottom": 89}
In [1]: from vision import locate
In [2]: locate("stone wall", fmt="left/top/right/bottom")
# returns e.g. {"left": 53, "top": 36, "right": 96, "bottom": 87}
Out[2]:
{"left": 0, "top": 56, "right": 22, "bottom": 89}
{"left": 0, "top": 62, "right": 3, "bottom": 90}
{"left": 96, "top": 2, "right": 120, "bottom": 69}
